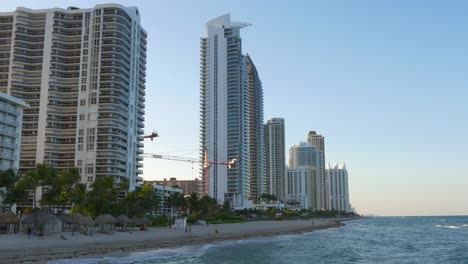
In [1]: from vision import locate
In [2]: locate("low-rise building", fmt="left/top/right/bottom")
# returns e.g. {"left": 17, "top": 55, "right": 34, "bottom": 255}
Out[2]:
{"left": 151, "top": 183, "right": 183, "bottom": 215}
{"left": 0, "top": 92, "right": 28, "bottom": 172}
{"left": 154, "top": 177, "right": 200, "bottom": 195}
{"left": 135, "top": 178, "right": 184, "bottom": 216}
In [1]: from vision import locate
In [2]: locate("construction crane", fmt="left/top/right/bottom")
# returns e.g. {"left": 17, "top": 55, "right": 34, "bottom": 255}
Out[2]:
{"left": 142, "top": 152, "right": 237, "bottom": 170}
{"left": 143, "top": 131, "right": 159, "bottom": 141}
{"left": 142, "top": 131, "right": 236, "bottom": 169}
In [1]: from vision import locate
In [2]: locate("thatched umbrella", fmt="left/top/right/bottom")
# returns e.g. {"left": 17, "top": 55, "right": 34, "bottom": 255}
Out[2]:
{"left": 116, "top": 215, "right": 131, "bottom": 224}
{"left": 71, "top": 213, "right": 84, "bottom": 225}
{"left": 131, "top": 216, "right": 141, "bottom": 225}
{"left": 79, "top": 216, "right": 95, "bottom": 226}
{"left": 57, "top": 215, "right": 72, "bottom": 224}
{"left": 95, "top": 214, "right": 117, "bottom": 233}
{"left": 140, "top": 217, "right": 151, "bottom": 225}
{"left": 22, "top": 211, "right": 57, "bottom": 225}
{"left": 0, "top": 211, "right": 19, "bottom": 225}
{"left": 95, "top": 214, "right": 117, "bottom": 225}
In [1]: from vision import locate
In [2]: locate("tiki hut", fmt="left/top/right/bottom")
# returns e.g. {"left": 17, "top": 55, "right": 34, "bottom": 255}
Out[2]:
{"left": 131, "top": 216, "right": 140, "bottom": 225}
{"left": 22, "top": 211, "right": 60, "bottom": 235}
{"left": 116, "top": 215, "right": 131, "bottom": 231}
{"left": 76, "top": 215, "right": 95, "bottom": 235}
{"left": 95, "top": 214, "right": 117, "bottom": 233}
{"left": 57, "top": 215, "right": 72, "bottom": 231}
{"left": 133, "top": 216, "right": 151, "bottom": 231}
{"left": 0, "top": 211, "right": 19, "bottom": 234}
{"left": 117, "top": 215, "right": 131, "bottom": 224}
{"left": 78, "top": 215, "right": 95, "bottom": 226}
{"left": 140, "top": 217, "right": 151, "bottom": 225}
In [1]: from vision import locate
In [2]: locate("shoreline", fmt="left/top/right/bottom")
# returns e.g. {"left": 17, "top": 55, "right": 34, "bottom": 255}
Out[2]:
{"left": 0, "top": 218, "right": 360, "bottom": 264}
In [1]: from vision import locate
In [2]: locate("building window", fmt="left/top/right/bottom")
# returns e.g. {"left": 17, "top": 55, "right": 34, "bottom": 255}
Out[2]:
{"left": 80, "top": 99, "right": 86, "bottom": 106}
{"left": 78, "top": 129, "right": 84, "bottom": 135}
{"left": 77, "top": 160, "right": 82, "bottom": 166}
{"left": 79, "top": 114, "right": 85, "bottom": 120}
{"left": 89, "top": 92, "right": 97, "bottom": 105}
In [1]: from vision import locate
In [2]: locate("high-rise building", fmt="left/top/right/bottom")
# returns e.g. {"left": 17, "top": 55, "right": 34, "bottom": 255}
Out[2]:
{"left": 286, "top": 166, "right": 317, "bottom": 209}
{"left": 0, "top": 5, "right": 147, "bottom": 190}
{"left": 264, "top": 118, "right": 286, "bottom": 202}
{"left": 288, "top": 142, "right": 321, "bottom": 210}
{"left": 246, "top": 55, "right": 265, "bottom": 204}
{"left": 0, "top": 92, "right": 29, "bottom": 171}
{"left": 307, "top": 131, "right": 327, "bottom": 209}
{"left": 199, "top": 14, "right": 264, "bottom": 208}
{"left": 326, "top": 163, "right": 351, "bottom": 212}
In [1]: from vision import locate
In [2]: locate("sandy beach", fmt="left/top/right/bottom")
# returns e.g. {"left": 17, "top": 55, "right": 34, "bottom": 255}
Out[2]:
{"left": 0, "top": 218, "right": 353, "bottom": 264}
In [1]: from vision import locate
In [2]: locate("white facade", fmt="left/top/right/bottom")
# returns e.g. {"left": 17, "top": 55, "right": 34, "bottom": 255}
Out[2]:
{"left": 199, "top": 14, "right": 263, "bottom": 209}
{"left": 151, "top": 184, "right": 183, "bottom": 215}
{"left": 307, "top": 131, "right": 327, "bottom": 209}
{"left": 286, "top": 166, "right": 315, "bottom": 209}
{"left": 0, "top": 5, "right": 146, "bottom": 189}
{"left": 0, "top": 92, "right": 28, "bottom": 171}
{"left": 264, "top": 118, "right": 286, "bottom": 202}
{"left": 326, "top": 163, "right": 351, "bottom": 212}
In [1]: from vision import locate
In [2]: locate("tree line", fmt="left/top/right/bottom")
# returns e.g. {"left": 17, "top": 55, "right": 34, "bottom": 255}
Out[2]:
{"left": 0, "top": 164, "right": 228, "bottom": 224}
{"left": 0, "top": 165, "right": 161, "bottom": 219}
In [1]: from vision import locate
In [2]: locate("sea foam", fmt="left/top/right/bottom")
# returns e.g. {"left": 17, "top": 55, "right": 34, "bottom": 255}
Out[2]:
{"left": 48, "top": 232, "right": 305, "bottom": 264}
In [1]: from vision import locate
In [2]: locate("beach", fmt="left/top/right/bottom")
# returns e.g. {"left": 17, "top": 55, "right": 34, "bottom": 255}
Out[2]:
{"left": 0, "top": 218, "right": 351, "bottom": 264}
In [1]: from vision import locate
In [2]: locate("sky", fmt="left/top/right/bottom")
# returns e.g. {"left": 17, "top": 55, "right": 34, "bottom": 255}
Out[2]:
{"left": 2, "top": 0, "right": 468, "bottom": 216}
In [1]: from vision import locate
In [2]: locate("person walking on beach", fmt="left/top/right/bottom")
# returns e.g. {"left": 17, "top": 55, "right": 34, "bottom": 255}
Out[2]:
{"left": 189, "top": 225, "right": 191, "bottom": 233}
{"left": 27, "top": 227, "right": 32, "bottom": 239}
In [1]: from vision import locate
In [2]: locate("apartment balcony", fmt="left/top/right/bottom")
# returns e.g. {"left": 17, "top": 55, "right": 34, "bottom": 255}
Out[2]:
{"left": 0, "top": 151, "right": 14, "bottom": 160}
{"left": 0, "top": 140, "right": 17, "bottom": 149}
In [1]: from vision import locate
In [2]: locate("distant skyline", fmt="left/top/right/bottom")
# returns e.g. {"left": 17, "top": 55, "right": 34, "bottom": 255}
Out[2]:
{"left": 3, "top": 0, "right": 468, "bottom": 216}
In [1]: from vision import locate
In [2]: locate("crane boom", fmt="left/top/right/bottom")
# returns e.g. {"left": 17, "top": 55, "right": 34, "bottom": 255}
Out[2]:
{"left": 142, "top": 153, "right": 198, "bottom": 163}
{"left": 142, "top": 152, "right": 237, "bottom": 169}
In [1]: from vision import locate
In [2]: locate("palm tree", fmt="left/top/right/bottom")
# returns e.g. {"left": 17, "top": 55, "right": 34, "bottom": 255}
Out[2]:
{"left": 167, "top": 192, "right": 185, "bottom": 218}
{"left": 185, "top": 192, "right": 200, "bottom": 215}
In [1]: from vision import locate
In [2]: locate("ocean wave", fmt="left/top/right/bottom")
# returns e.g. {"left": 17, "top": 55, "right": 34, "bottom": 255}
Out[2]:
{"left": 48, "top": 232, "right": 309, "bottom": 264}
{"left": 435, "top": 225, "right": 468, "bottom": 229}
{"left": 48, "top": 244, "right": 214, "bottom": 264}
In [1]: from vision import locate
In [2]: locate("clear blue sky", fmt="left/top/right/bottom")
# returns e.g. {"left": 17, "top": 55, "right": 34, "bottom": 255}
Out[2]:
{"left": 4, "top": 0, "right": 468, "bottom": 216}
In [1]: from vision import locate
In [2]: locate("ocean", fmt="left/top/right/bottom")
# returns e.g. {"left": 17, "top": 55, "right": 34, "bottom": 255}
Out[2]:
{"left": 49, "top": 216, "right": 468, "bottom": 264}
